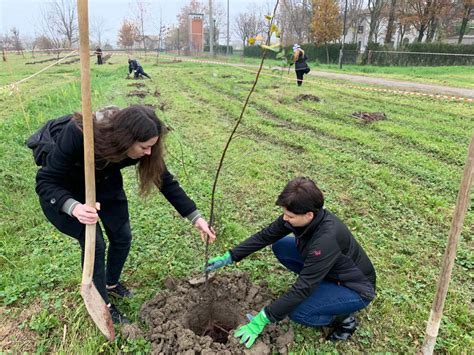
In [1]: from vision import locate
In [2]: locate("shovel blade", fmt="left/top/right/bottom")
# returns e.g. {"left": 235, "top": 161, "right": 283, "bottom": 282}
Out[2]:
{"left": 81, "top": 283, "right": 115, "bottom": 340}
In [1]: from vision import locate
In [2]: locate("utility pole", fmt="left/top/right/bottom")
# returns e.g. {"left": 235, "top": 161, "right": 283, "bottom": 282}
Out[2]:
{"left": 209, "top": 0, "right": 214, "bottom": 56}
{"left": 226, "top": 0, "right": 230, "bottom": 55}
{"left": 338, "top": 0, "right": 348, "bottom": 69}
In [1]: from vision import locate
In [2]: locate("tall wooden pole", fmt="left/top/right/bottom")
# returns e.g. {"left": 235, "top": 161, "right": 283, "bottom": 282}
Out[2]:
{"left": 77, "top": 0, "right": 114, "bottom": 340}
{"left": 421, "top": 134, "right": 474, "bottom": 354}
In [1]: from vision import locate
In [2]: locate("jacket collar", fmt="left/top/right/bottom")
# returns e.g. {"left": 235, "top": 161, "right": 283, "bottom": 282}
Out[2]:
{"left": 283, "top": 208, "right": 325, "bottom": 238}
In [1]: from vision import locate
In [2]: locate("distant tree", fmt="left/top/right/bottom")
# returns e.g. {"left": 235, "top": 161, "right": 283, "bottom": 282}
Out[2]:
{"left": 39, "top": 0, "right": 77, "bottom": 48}
{"left": 90, "top": 16, "right": 109, "bottom": 47}
{"left": 311, "top": 0, "right": 342, "bottom": 63}
{"left": 367, "top": 0, "right": 387, "bottom": 44}
{"left": 9, "top": 27, "right": 24, "bottom": 54}
{"left": 118, "top": 20, "right": 139, "bottom": 49}
{"left": 234, "top": 9, "right": 264, "bottom": 49}
{"left": 405, "top": 0, "right": 452, "bottom": 42}
{"left": 34, "top": 35, "right": 54, "bottom": 50}
{"left": 279, "top": 0, "right": 313, "bottom": 44}
{"left": 458, "top": 0, "right": 473, "bottom": 43}
{"left": 130, "top": 0, "right": 149, "bottom": 53}
{"left": 384, "top": 0, "right": 398, "bottom": 45}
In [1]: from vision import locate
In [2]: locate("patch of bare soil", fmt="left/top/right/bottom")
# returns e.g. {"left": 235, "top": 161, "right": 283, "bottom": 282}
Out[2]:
{"left": 0, "top": 303, "right": 41, "bottom": 352}
{"left": 140, "top": 272, "right": 294, "bottom": 354}
{"left": 127, "top": 82, "right": 146, "bottom": 88}
{"left": 295, "top": 94, "right": 321, "bottom": 102}
{"left": 127, "top": 90, "right": 148, "bottom": 98}
{"left": 352, "top": 111, "right": 386, "bottom": 123}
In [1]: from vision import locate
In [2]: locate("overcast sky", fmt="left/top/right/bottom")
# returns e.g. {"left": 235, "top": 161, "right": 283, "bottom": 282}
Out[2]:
{"left": 0, "top": 0, "right": 272, "bottom": 45}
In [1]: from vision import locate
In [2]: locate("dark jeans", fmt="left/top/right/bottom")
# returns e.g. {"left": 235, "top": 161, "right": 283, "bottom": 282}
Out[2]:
{"left": 134, "top": 67, "right": 151, "bottom": 79}
{"left": 296, "top": 70, "right": 304, "bottom": 86}
{"left": 97, "top": 55, "right": 103, "bottom": 65}
{"left": 75, "top": 221, "right": 132, "bottom": 303}
{"left": 272, "top": 236, "right": 370, "bottom": 327}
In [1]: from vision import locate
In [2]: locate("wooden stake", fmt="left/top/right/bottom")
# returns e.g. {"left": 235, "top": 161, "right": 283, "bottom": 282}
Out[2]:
{"left": 77, "top": 0, "right": 114, "bottom": 340}
{"left": 421, "top": 133, "right": 474, "bottom": 354}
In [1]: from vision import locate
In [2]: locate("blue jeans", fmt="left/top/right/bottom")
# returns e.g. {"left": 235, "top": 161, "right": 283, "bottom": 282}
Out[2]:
{"left": 272, "top": 236, "right": 370, "bottom": 327}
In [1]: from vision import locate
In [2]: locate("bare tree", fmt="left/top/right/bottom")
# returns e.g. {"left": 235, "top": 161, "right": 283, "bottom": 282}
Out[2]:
{"left": 234, "top": 9, "right": 265, "bottom": 49}
{"left": 90, "top": 16, "right": 109, "bottom": 47}
{"left": 9, "top": 27, "right": 24, "bottom": 54}
{"left": 39, "top": 0, "right": 77, "bottom": 48}
{"left": 278, "top": 0, "right": 313, "bottom": 44}
{"left": 384, "top": 0, "right": 398, "bottom": 45}
{"left": 367, "top": 0, "right": 387, "bottom": 44}
{"left": 458, "top": 0, "right": 473, "bottom": 43}
{"left": 130, "top": 0, "right": 150, "bottom": 53}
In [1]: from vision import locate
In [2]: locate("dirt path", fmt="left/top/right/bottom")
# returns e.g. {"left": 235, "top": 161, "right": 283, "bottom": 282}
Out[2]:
{"left": 306, "top": 70, "right": 474, "bottom": 98}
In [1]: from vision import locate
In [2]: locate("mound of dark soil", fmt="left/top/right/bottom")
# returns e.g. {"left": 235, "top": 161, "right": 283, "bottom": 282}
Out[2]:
{"left": 352, "top": 111, "right": 386, "bottom": 123}
{"left": 295, "top": 94, "right": 321, "bottom": 102}
{"left": 140, "top": 272, "right": 294, "bottom": 354}
{"left": 127, "top": 82, "right": 146, "bottom": 88}
{"left": 127, "top": 90, "right": 148, "bottom": 98}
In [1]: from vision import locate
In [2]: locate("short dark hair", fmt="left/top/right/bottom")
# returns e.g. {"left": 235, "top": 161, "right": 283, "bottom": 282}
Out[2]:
{"left": 276, "top": 177, "right": 324, "bottom": 214}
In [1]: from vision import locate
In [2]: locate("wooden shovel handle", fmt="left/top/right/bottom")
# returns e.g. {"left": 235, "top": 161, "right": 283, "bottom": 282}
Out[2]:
{"left": 77, "top": 0, "right": 96, "bottom": 285}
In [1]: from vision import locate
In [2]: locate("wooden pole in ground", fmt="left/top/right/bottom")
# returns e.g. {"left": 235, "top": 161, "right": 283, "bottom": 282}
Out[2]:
{"left": 421, "top": 134, "right": 474, "bottom": 354}
{"left": 77, "top": 0, "right": 114, "bottom": 340}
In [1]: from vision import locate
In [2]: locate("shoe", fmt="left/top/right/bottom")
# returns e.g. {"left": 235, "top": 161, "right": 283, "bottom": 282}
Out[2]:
{"left": 108, "top": 304, "right": 130, "bottom": 325}
{"left": 107, "top": 282, "right": 134, "bottom": 299}
{"left": 326, "top": 315, "right": 358, "bottom": 341}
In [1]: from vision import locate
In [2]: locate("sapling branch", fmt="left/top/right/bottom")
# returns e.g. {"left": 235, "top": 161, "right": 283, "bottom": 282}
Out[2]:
{"left": 204, "top": 0, "right": 281, "bottom": 285}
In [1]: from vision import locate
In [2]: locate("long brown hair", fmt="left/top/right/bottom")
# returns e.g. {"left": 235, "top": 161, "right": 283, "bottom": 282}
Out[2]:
{"left": 74, "top": 105, "right": 168, "bottom": 196}
{"left": 293, "top": 48, "right": 305, "bottom": 63}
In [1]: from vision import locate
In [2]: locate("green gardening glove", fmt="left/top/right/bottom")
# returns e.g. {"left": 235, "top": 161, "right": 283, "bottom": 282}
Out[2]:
{"left": 205, "top": 251, "right": 233, "bottom": 272}
{"left": 234, "top": 309, "right": 270, "bottom": 348}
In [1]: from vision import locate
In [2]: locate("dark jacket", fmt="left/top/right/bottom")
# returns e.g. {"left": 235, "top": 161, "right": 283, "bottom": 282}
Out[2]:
{"left": 230, "top": 209, "right": 376, "bottom": 323}
{"left": 128, "top": 59, "right": 142, "bottom": 74}
{"left": 36, "top": 120, "right": 197, "bottom": 238}
{"left": 294, "top": 51, "right": 308, "bottom": 71}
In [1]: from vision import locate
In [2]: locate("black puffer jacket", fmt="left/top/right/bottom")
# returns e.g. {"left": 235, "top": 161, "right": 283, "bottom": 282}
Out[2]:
{"left": 293, "top": 50, "right": 309, "bottom": 71}
{"left": 230, "top": 209, "right": 376, "bottom": 322}
{"left": 36, "top": 120, "right": 197, "bottom": 237}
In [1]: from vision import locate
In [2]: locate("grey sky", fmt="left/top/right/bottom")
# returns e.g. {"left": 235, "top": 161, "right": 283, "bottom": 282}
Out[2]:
{"left": 0, "top": 0, "right": 271, "bottom": 45}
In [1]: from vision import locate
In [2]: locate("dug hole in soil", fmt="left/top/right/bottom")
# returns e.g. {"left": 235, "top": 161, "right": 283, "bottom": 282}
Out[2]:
{"left": 139, "top": 272, "right": 294, "bottom": 354}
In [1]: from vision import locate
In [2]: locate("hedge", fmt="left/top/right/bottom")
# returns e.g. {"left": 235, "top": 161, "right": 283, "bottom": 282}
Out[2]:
{"left": 244, "top": 43, "right": 358, "bottom": 64}
{"left": 204, "top": 45, "right": 233, "bottom": 55}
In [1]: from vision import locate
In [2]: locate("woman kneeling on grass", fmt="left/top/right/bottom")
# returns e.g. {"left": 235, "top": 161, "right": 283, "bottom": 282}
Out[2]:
{"left": 35, "top": 105, "right": 216, "bottom": 324}
{"left": 206, "top": 177, "right": 375, "bottom": 348}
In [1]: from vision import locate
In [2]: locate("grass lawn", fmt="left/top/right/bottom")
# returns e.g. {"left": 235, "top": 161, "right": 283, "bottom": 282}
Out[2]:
{"left": 184, "top": 53, "right": 474, "bottom": 90}
{"left": 0, "top": 53, "right": 473, "bottom": 353}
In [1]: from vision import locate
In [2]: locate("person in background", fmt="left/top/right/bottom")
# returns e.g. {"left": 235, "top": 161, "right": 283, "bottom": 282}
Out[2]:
{"left": 206, "top": 177, "right": 376, "bottom": 349}
{"left": 128, "top": 58, "right": 151, "bottom": 79}
{"left": 290, "top": 44, "right": 310, "bottom": 87}
{"left": 95, "top": 47, "right": 103, "bottom": 65}
{"left": 35, "top": 105, "right": 215, "bottom": 324}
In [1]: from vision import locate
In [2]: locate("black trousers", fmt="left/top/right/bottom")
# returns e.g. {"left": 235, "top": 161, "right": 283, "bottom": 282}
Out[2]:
{"left": 134, "top": 67, "right": 151, "bottom": 79}
{"left": 97, "top": 55, "right": 103, "bottom": 65}
{"left": 76, "top": 221, "right": 132, "bottom": 303}
{"left": 296, "top": 70, "right": 304, "bottom": 86}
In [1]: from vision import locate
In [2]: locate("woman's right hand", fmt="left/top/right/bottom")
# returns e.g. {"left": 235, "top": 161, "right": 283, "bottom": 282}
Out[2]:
{"left": 72, "top": 203, "right": 100, "bottom": 225}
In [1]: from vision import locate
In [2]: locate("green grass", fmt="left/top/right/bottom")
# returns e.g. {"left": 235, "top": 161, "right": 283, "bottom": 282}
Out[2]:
{"left": 0, "top": 53, "right": 473, "bottom": 353}
{"left": 165, "top": 53, "right": 474, "bottom": 89}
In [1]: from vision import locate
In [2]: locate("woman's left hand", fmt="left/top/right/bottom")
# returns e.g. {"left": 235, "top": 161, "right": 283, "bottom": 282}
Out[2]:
{"left": 193, "top": 217, "right": 216, "bottom": 244}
